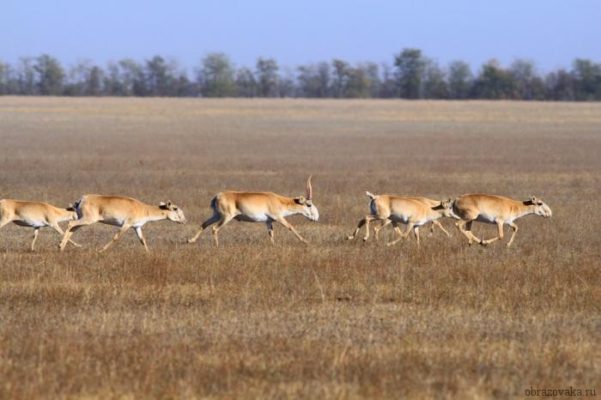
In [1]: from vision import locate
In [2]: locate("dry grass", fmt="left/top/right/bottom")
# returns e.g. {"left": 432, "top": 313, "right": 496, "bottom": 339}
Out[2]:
{"left": 0, "top": 97, "right": 599, "bottom": 399}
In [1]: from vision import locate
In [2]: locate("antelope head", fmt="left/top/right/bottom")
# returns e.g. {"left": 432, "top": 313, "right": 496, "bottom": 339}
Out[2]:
{"left": 65, "top": 204, "right": 79, "bottom": 220}
{"left": 293, "top": 175, "right": 319, "bottom": 221}
{"left": 433, "top": 198, "right": 455, "bottom": 218}
{"left": 526, "top": 196, "right": 552, "bottom": 218}
{"left": 159, "top": 201, "right": 187, "bottom": 224}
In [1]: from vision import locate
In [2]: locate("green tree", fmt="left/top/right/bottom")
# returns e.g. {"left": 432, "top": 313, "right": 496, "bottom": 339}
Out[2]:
{"left": 297, "top": 62, "right": 330, "bottom": 97}
{"left": 15, "top": 58, "right": 36, "bottom": 95}
{"left": 509, "top": 59, "right": 545, "bottom": 100}
{"left": 118, "top": 59, "right": 147, "bottom": 96}
{"left": 146, "top": 56, "right": 181, "bottom": 96}
{"left": 422, "top": 60, "right": 448, "bottom": 99}
{"left": 235, "top": 67, "right": 257, "bottom": 97}
{"left": 379, "top": 63, "right": 397, "bottom": 98}
{"left": 472, "top": 60, "right": 516, "bottom": 99}
{"left": 345, "top": 66, "right": 371, "bottom": 98}
{"left": 448, "top": 61, "right": 472, "bottom": 99}
{"left": 331, "top": 59, "right": 350, "bottom": 98}
{"left": 34, "top": 54, "right": 65, "bottom": 95}
{"left": 103, "top": 62, "right": 124, "bottom": 96}
{"left": 394, "top": 48, "right": 426, "bottom": 98}
{"left": 198, "top": 53, "right": 236, "bottom": 97}
{"left": 572, "top": 58, "right": 601, "bottom": 100}
{"left": 545, "top": 69, "right": 575, "bottom": 101}
{"left": 364, "top": 62, "right": 380, "bottom": 98}
{"left": 0, "top": 61, "right": 11, "bottom": 94}
{"left": 278, "top": 67, "right": 296, "bottom": 97}
{"left": 256, "top": 57, "right": 279, "bottom": 97}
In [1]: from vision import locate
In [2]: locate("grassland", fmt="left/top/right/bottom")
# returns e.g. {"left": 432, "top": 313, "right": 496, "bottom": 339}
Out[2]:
{"left": 0, "top": 97, "right": 599, "bottom": 399}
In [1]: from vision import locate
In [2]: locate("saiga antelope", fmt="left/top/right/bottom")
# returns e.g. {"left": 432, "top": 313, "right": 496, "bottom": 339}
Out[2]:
{"left": 187, "top": 176, "right": 319, "bottom": 246}
{"left": 452, "top": 194, "right": 552, "bottom": 247}
{"left": 371, "top": 197, "right": 452, "bottom": 241}
{"left": 59, "top": 195, "right": 186, "bottom": 252}
{"left": 347, "top": 192, "right": 453, "bottom": 247}
{"left": 0, "top": 199, "right": 81, "bottom": 251}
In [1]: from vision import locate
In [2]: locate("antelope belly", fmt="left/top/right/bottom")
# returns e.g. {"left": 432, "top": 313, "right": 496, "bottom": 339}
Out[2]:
{"left": 476, "top": 213, "right": 496, "bottom": 224}
{"left": 390, "top": 214, "right": 409, "bottom": 224}
{"left": 235, "top": 213, "right": 270, "bottom": 222}
{"left": 100, "top": 217, "right": 126, "bottom": 226}
{"left": 14, "top": 220, "right": 44, "bottom": 228}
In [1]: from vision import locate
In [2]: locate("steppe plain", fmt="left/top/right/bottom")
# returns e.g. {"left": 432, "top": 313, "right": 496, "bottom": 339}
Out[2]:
{"left": 0, "top": 97, "right": 599, "bottom": 398}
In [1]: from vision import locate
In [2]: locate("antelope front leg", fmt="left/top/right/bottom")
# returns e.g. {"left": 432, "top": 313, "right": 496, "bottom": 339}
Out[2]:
{"left": 134, "top": 227, "right": 149, "bottom": 252}
{"left": 506, "top": 222, "right": 519, "bottom": 247}
{"left": 211, "top": 215, "right": 234, "bottom": 247}
{"left": 50, "top": 223, "right": 81, "bottom": 248}
{"left": 414, "top": 226, "right": 421, "bottom": 248}
{"left": 432, "top": 220, "right": 451, "bottom": 237}
{"left": 387, "top": 223, "right": 413, "bottom": 247}
{"left": 266, "top": 221, "right": 275, "bottom": 245}
{"left": 277, "top": 217, "right": 308, "bottom": 244}
{"left": 456, "top": 220, "right": 481, "bottom": 245}
{"left": 373, "top": 219, "right": 392, "bottom": 241}
{"left": 99, "top": 224, "right": 131, "bottom": 253}
{"left": 481, "top": 220, "right": 504, "bottom": 246}
{"left": 30, "top": 228, "right": 40, "bottom": 252}
{"left": 60, "top": 219, "right": 94, "bottom": 251}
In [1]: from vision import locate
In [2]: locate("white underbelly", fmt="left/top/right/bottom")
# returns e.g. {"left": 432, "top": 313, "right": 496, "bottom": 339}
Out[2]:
{"left": 413, "top": 218, "right": 430, "bottom": 227}
{"left": 476, "top": 213, "right": 497, "bottom": 224}
{"left": 100, "top": 217, "right": 126, "bottom": 227}
{"left": 390, "top": 214, "right": 409, "bottom": 224}
{"left": 14, "top": 219, "right": 46, "bottom": 228}
{"left": 235, "top": 213, "right": 270, "bottom": 223}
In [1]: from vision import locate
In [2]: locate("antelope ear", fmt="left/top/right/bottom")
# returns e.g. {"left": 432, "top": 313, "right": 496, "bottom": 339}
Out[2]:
{"left": 159, "top": 202, "right": 168, "bottom": 209}
{"left": 294, "top": 196, "right": 306, "bottom": 205}
{"left": 529, "top": 196, "right": 537, "bottom": 202}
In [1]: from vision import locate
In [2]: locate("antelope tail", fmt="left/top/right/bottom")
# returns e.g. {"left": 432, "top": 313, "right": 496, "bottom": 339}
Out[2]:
{"left": 365, "top": 191, "right": 377, "bottom": 200}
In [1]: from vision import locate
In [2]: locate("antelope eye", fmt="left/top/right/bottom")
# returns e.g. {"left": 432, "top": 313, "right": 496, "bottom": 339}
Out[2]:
{"left": 307, "top": 203, "right": 312, "bottom": 208}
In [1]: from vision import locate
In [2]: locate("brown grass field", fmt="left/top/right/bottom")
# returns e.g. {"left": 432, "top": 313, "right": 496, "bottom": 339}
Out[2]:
{"left": 0, "top": 97, "right": 599, "bottom": 399}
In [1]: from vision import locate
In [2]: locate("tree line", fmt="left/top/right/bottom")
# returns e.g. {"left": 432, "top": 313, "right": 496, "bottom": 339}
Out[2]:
{"left": 1, "top": 49, "right": 600, "bottom": 100}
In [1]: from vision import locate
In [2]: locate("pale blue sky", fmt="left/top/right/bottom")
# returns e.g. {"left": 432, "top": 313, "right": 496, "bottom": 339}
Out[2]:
{"left": 3, "top": 0, "right": 600, "bottom": 72}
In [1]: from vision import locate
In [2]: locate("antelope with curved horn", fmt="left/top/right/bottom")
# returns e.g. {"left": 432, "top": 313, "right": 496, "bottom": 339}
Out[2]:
{"left": 59, "top": 195, "right": 186, "bottom": 252}
{"left": 347, "top": 192, "right": 454, "bottom": 247}
{"left": 0, "top": 199, "right": 81, "bottom": 251}
{"left": 187, "top": 176, "right": 319, "bottom": 246}
{"left": 452, "top": 194, "right": 552, "bottom": 247}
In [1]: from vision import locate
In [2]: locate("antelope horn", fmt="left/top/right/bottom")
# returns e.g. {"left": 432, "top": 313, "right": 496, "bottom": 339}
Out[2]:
{"left": 306, "top": 175, "right": 313, "bottom": 200}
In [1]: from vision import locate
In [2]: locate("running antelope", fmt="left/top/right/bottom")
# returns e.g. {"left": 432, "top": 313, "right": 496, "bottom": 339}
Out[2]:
{"left": 372, "top": 197, "right": 452, "bottom": 241}
{"left": 347, "top": 192, "right": 453, "bottom": 247}
{"left": 187, "top": 176, "right": 319, "bottom": 246}
{"left": 0, "top": 199, "right": 81, "bottom": 251}
{"left": 452, "top": 194, "right": 552, "bottom": 247}
{"left": 59, "top": 195, "right": 186, "bottom": 252}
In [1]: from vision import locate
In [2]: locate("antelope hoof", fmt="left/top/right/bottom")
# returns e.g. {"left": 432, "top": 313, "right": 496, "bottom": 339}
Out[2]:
{"left": 187, "top": 238, "right": 196, "bottom": 244}
{"left": 346, "top": 235, "right": 354, "bottom": 240}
